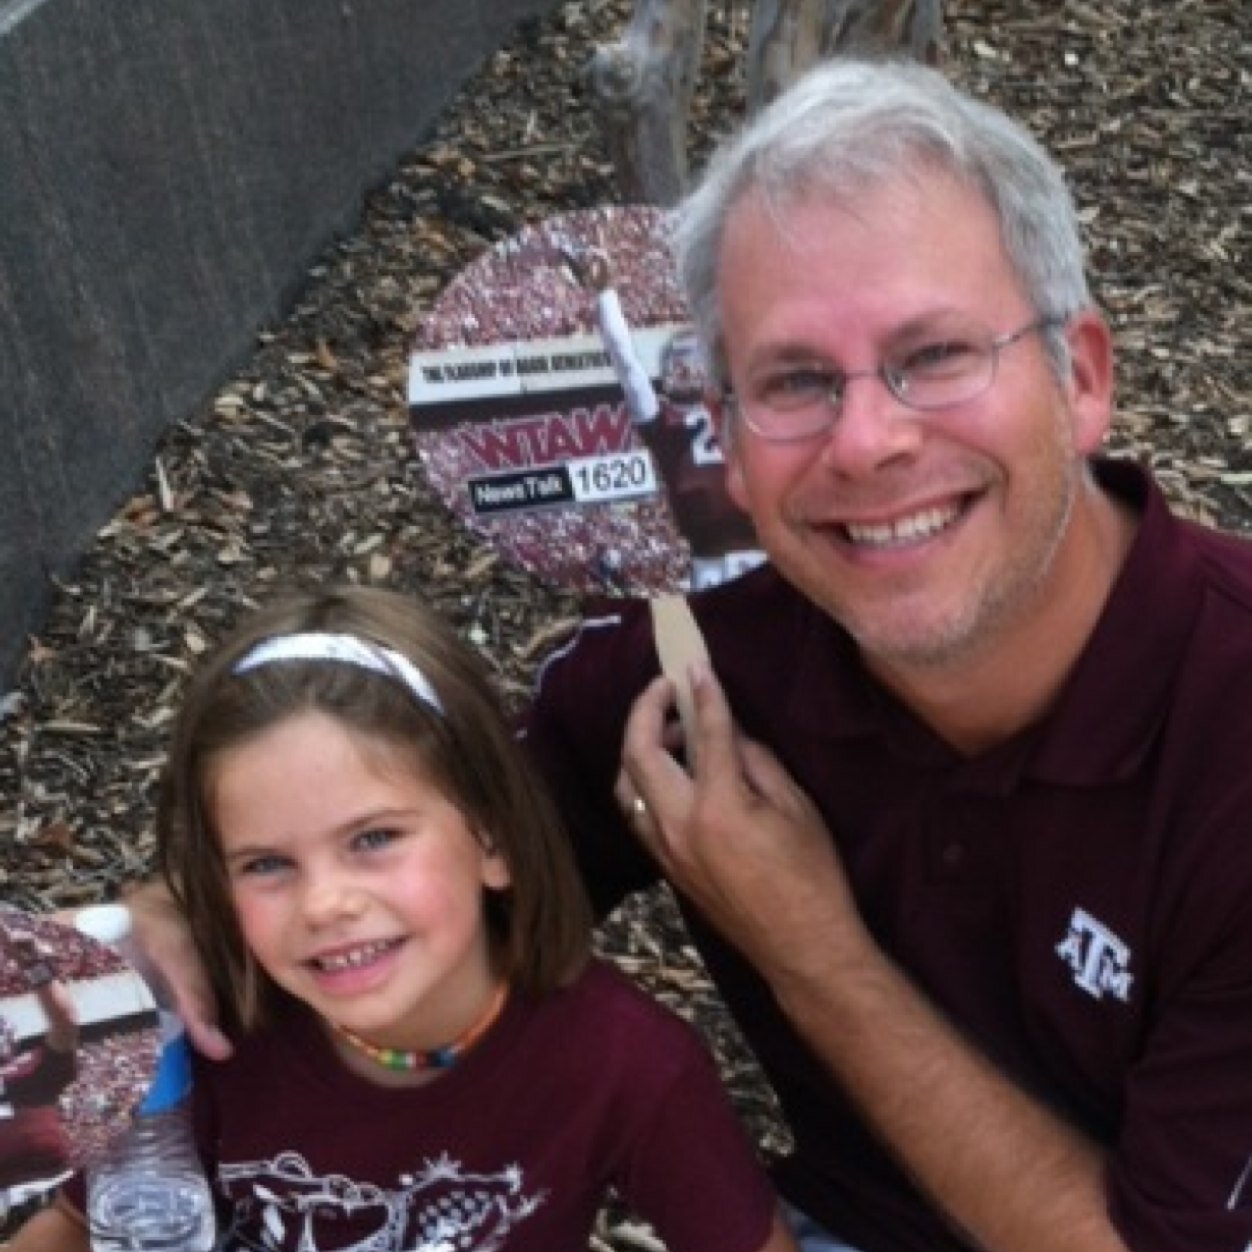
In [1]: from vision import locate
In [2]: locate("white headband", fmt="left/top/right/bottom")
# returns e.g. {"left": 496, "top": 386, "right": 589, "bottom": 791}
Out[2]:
{"left": 233, "top": 633, "right": 444, "bottom": 715}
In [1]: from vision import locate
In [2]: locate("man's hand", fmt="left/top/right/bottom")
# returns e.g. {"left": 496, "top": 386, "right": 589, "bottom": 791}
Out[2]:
{"left": 124, "top": 884, "right": 233, "bottom": 1060}
{"left": 615, "top": 663, "right": 873, "bottom": 980}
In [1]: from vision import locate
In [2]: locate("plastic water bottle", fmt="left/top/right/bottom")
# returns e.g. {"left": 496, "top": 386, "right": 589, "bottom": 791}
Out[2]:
{"left": 76, "top": 905, "right": 217, "bottom": 1252}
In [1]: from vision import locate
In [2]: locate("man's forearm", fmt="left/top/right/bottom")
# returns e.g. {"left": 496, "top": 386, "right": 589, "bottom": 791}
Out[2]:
{"left": 772, "top": 947, "right": 1129, "bottom": 1252}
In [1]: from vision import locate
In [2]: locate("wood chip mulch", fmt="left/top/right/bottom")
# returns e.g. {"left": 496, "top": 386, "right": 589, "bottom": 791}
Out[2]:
{"left": 1, "top": 1, "right": 1248, "bottom": 1246}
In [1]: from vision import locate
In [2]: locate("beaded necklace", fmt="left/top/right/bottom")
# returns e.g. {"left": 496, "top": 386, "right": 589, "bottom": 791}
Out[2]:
{"left": 332, "top": 983, "right": 508, "bottom": 1072}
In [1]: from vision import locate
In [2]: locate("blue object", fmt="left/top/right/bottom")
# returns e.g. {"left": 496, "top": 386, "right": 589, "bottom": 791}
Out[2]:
{"left": 140, "top": 1028, "right": 193, "bottom": 1115}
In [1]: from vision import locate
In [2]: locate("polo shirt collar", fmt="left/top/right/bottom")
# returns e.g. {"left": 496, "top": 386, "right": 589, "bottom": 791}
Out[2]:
{"left": 784, "top": 459, "right": 1202, "bottom": 788}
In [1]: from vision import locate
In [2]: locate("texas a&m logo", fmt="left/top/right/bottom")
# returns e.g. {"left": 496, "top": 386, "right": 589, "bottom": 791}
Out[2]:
{"left": 1055, "top": 907, "right": 1134, "bottom": 1003}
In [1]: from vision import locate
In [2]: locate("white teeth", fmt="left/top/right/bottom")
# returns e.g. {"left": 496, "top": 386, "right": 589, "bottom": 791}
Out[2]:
{"left": 844, "top": 503, "right": 960, "bottom": 548}
{"left": 316, "top": 941, "right": 391, "bottom": 972}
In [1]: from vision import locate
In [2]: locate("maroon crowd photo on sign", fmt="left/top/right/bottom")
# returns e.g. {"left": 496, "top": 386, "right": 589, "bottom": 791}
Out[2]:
{"left": 0, "top": 910, "right": 159, "bottom": 1235}
{"left": 408, "top": 205, "right": 764, "bottom": 597}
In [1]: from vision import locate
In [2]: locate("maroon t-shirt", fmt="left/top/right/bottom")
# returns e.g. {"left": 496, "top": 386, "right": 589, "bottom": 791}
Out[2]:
{"left": 149, "top": 960, "right": 773, "bottom": 1251}
{"left": 522, "top": 458, "right": 1252, "bottom": 1252}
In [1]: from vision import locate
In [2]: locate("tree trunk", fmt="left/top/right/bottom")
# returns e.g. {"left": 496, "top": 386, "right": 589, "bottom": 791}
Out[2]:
{"left": 747, "top": 0, "right": 828, "bottom": 111}
{"left": 589, "top": 0, "right": 944, "bottom": 202}
{"left": 586, "top": 0, "right": 707, "bottom": 206}
{"left": 818, "top": 0, "right": 942, "bottom": 64}
{"left": 748, "top": 0, "right": 943, "bottom": 112}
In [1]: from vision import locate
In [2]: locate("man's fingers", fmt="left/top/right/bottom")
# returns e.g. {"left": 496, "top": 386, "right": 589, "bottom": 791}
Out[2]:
{"left": 737, "top": 736, "right": 800, "bottom": 805}
{"left": 621, "top": 673, "right": 675, "bottom": 750}
{"left": 619, "top": 675, "right": 698, "bottom": 848}
{"left": 623, "top": 664, "right": 750, "bottom": 806}
{"left": 180, "top": 1010, "right": 234, "bottom": 1062}
{"left": 688, "top": 661, "right": 747, "bottom": 784}
{"left": 157, "top": 955, "right": 234, "bottom": 1060}
{"left": 125, "top": 886, "right": 235, "bottom": 1061}
{"left": 149, "top": 958, "right": 234, "bottom": 1061}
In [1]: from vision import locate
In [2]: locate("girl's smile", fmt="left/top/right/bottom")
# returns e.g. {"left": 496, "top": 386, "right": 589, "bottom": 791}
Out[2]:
{"left": 306, "top": 937, "right": 407, "bottom": 995}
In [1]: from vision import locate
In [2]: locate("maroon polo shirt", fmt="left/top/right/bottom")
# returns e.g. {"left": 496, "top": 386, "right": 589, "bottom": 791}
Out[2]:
{"left": 523, "top": 458, "right": 1252, "bottom": 1252}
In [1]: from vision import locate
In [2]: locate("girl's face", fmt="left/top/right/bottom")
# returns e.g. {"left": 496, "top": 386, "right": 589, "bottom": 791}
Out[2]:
{"left": 209, "top": 710, "right": 510, "bottom": 1054}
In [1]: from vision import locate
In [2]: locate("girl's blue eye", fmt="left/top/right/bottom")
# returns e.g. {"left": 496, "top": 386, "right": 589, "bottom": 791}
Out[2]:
{"left": 235, "top": 855, "right": 288, "bottom": 878}
{"left": 355, "top": 827, "right": 398, "bottom": 852}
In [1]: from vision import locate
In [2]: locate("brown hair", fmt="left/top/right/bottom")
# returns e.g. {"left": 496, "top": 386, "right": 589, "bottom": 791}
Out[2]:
{"left": 156, "top": 585, "right": 591, "bottom": 1035}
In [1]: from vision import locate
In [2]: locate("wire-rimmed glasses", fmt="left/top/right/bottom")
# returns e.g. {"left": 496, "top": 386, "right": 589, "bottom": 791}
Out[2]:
{"left": 727, "top": 316, "right": 1065, "bottom": 444}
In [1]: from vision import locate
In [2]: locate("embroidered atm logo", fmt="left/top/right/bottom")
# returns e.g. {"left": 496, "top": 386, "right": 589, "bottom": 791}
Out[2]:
{"left": 1056, "top": 907, "right": 1134, "bottom": 1003}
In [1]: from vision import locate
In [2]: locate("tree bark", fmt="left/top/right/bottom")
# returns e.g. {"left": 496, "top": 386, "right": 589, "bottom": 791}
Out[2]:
{"left": 589, "top": 0, "right": 944, "bottom": 202}
{"left": 749, "top": 0, "right": 943, "bottom": 111}
{"left": 747, "top": 0, "right": 827, "bottom": 111}
{"left": 818, "top": 0, "right": 942, "bottom": 65}
{"left": 586, "top": 0, "right": 707, "bottom": 206}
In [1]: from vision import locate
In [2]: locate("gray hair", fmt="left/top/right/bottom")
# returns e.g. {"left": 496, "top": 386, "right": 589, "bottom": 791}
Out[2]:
{"left": 674, "top": 59, "right": 1091, "bottom": 390}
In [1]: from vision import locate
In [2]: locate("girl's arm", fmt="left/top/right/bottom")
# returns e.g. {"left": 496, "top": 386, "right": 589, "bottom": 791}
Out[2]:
{"left": 6, "top": 1200, "right": 89, "bottom": 1252}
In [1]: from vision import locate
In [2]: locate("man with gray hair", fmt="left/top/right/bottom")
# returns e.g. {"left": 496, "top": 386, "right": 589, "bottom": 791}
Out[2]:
{"left": 528, "top": 59, "right": 1252, "bottom": 1251}
{"left": 126, "top": 59, "right": 1251, "bottom": 1252}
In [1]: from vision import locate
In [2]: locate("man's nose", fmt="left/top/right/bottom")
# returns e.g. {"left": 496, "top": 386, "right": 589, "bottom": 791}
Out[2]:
{"left": 816, "top": 369, "right": 923, "bottom": 475}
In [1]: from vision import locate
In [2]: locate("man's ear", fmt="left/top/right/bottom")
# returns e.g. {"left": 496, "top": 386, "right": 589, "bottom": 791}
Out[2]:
{"left": 1063, "top": 310, "right": 1115, "bottom": 455}
{"left": 708, "top": 392, "right": 750, "bottom": 513}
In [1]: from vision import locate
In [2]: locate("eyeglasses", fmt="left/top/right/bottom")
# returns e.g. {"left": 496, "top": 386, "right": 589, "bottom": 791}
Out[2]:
{"left": 727, "top": 316, "right": 1064, "bottom": 444}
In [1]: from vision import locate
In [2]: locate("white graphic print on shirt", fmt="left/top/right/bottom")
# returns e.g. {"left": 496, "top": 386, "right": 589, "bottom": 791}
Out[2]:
{"left": 217, "top": 1150, "right": 546, "bottom": 1251}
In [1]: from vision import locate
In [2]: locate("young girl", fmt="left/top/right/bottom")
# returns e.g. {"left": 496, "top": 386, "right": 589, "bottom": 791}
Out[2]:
{"left": 16, "top": 585, "right": 795, "bottom": 1252}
